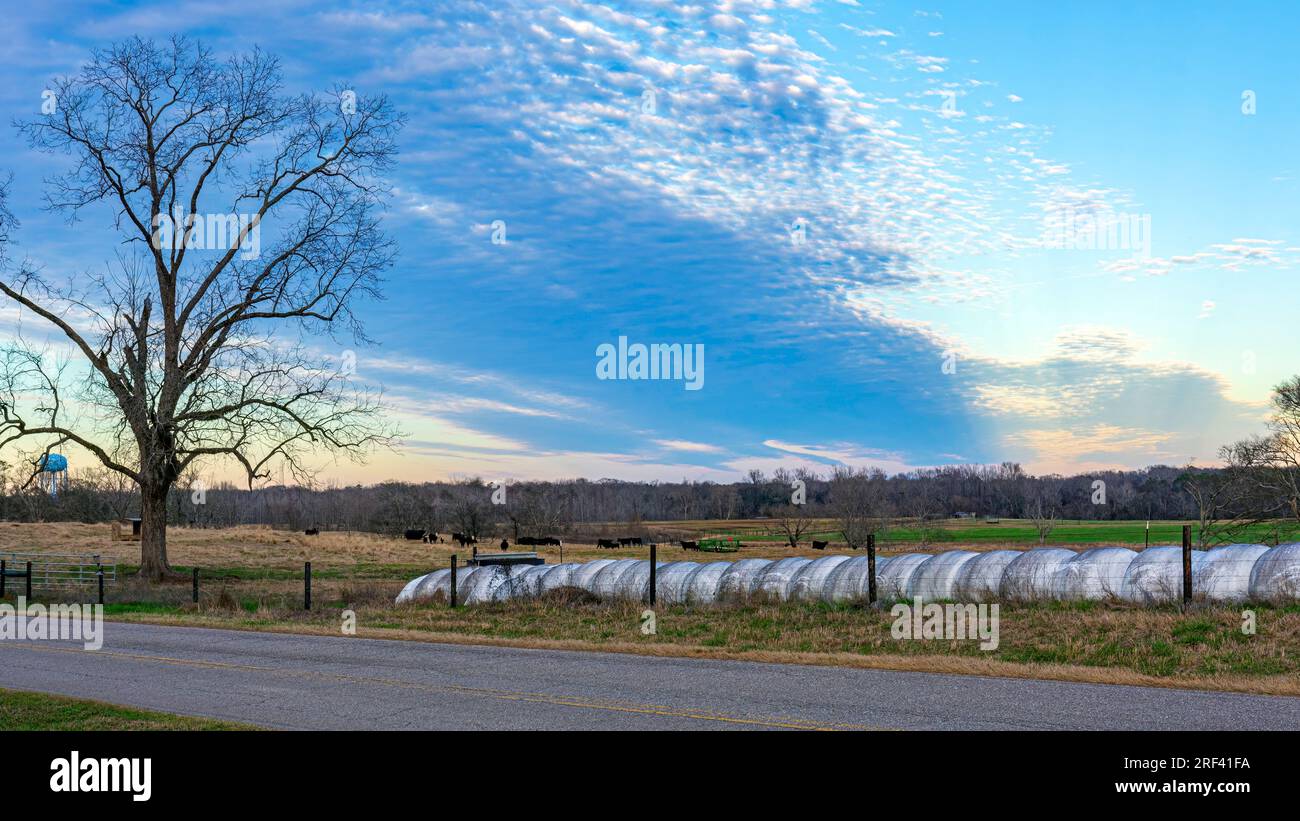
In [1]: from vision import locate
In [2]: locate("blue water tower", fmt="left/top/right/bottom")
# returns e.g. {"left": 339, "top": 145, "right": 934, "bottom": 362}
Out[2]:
{"left": 38, "top": 453, "right": 68, "bottom": 499}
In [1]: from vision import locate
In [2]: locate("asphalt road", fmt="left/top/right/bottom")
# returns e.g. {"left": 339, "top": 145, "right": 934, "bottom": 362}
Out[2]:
{"left": 2, "top": 622, "right": 1298, "bottom": 730}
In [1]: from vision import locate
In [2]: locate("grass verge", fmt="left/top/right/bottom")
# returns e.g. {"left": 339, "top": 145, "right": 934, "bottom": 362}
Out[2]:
{"left": 0, "top": 688, "right": 255, "bottom": 730}
{"left": 95, "top": 585, "right": 1300, "bottom": 698}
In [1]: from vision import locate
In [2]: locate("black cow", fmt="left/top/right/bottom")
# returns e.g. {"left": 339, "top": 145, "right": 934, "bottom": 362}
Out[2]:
{"left": 451, "top": 533, "right": 478, "bottom": 547}
{"left": 539, "top": 537, "right": 563, "bottom": 546}
{"left": 812, "top": 540, "right": 828, "bottom": 550}
{"left": 597, "top": 538, "right": 619, "bottom": 549}
{"left": 500, "top": 539, "right": 510, "bottom": 551}
{"left": 681, "top": 540, "right": 698, "bottom": 551}
{"left": 404, "top": 529, "right": 428, "bottom": 541}
{"left": 516, "top": 536, "right": 537, "bottom": 546}
{"left": 304, "top": 528, "right": 319, "bottom": 536}
{"left": 617, "top": 537, "right": 644, "bottom": 547}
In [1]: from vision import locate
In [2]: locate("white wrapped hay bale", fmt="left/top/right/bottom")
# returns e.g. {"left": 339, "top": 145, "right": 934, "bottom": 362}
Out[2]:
{"left": 909, "top": 551, "right": 978, "bottom": 601}
{"left": 790, "top": 555, "right": 852, "bottom": 602}
{"left": 1000, "top": 548, "right": 1076, "bottom": 601}
{"left": 460, "top": 565, "right": 521, "bottom": 604}
{"left": 716, "top": 558, "right": 776, "bottom": 602}
{"left": 876, "top": 553, "right": 931, "bottom": 601}
{"left": 494, "top": 564, "right": 547, "bottom": 600}
{"left": 753, "top": 557, "right": 813, "bottom": 602}
{"left": 1248, "top": 543, "right": 1300, "bottom": 601}
{"left": 414, "top": 566, "right": 480, "bottom": 603}
{"left": 536, "top": 563, "right": 576, "bottom": 595}
{"left": 685, "top": 561, "right": 731, "bottom": 604}
{"left": 1196, "top": 544, "right": 1270, "bottom": 601}
{"left": 570, "top": 558, "right": 618, "bottom": 593}
{"left": 589, "top": 559, "right": 642, "bottom": 599}
{"left": 655, "top": 562, "right": 704, "bottom": 604}
{"left": 396, "top": 570, "right": 437, "bottom": 603}
{"left": 1121, "top": 547, "right": 1205, "bottom": 603}
{"left": 953, "top": 550, "right": 1019, "bottom": 602}
{"left": 611, "top": 560, "right": 658, "bottom": 601}
{"left": 1054, "top": 547, "right": 1138, "bottom": 600}
{"left": 819, "top": 555, "right": 887, "bottom": 602}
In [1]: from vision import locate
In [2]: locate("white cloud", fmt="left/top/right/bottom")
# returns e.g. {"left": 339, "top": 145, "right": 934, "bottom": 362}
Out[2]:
{"left": 653, "top": 439, "right": 726, "bottom": 454}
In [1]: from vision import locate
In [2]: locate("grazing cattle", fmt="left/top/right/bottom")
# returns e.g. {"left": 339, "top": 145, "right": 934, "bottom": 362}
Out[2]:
{"left": 597, "top": 538, "right": 619, "bottom": 549}
{"left": 516, "top": 536, "right": 536, "bottom": 546}
{"left": 812, "top": 540, "right": 828, "bottom": 550}
{"left": 617, "top": 537, "right": 644, "bottom": 547}
{"left": 404, "top": 529, "right": 428, "bottom": 541}
{"left": 451, "top": 533, "right": 478, "bottom": 547}
{"left": 304, "top": 528, "right": 319, "bottom": 536}
{"left": 681, "top": 540, "right": 698, "bottom": 551}
{"left": 500, "top": 539, "right": 510, "bottom": 551}
{"left": 539, "top": 537, "right": 563, "bottom": 547}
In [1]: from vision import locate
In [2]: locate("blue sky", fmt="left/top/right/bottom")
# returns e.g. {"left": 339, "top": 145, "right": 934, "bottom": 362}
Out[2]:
{"left": 1, "top": 0, "right": 1297, "bottom": 483}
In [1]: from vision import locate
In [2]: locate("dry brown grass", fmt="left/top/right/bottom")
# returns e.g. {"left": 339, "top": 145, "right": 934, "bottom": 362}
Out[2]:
{"left": 0, "top": 521, "right": 414, "bottom": 569}
{"left": 0, "top": 521, "right": 907, "bottom": 571}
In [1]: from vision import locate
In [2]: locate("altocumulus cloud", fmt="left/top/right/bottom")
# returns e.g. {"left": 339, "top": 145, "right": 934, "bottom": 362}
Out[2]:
{"left": 0, "top": 0, "right": 1278, "bottom": 482}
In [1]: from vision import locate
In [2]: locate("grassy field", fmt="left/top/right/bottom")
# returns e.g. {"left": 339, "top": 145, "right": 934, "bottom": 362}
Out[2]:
{"left": 4, "top": 521, "right": 1300, "bottom": 697}
{"left": 669, "top": 517, "right": 1300, "bottom": 548}
{"left": 0, "top": 688, "right": 253, "bottom": 730}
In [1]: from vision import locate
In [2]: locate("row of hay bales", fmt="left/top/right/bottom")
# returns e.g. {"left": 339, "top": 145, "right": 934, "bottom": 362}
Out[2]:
{"left": 396, "top": 543, "right": 1300, "bottom": 607}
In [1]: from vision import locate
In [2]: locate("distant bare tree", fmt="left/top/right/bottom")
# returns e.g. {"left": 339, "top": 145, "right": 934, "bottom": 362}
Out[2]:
{"left": 0, "top": 38, "right": 402, "bottom": 579}
{"left": 505, "top": 483, "right": 573, "bottom": 539}
{"left": 1025, "top": 487, "right": 1059, "bottom": 545}
{"left": 449, "top": 495, "right": 490, "bottom": 541}
{"left": 773, "top": 503, "right": 811, "bottom": 549}
{"left": 80, "top": 464, "right": 139, "bottom": 520}
{"left": 831, "top": 466, "right": 891, "bottom": 548}
{"left": 904, "top": 474, "right": 944, "bottom": 546}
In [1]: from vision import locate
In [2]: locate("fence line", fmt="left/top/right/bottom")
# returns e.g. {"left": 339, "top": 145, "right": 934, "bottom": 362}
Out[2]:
{"left": 0, "top": 551, "right": 118, "bottom": 592}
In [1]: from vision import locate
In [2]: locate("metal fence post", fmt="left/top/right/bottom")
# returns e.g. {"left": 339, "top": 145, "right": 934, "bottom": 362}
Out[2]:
{"left": 304, "top": 561, "right": 312, "bottom": 611}
{"left": 97, "top": 567, "right": 104, "bottom": 606}
{"left": 25, "top": 561, "right": 31, "bottom": 600}
{"left": 867, "top": 533, "right": 878, "bottom": 605}
{"left": 649, "top": 544, "right": 657, "bottom": 606}
{"left": 1181, "top": 524, "right": 1192, "bottom": 608}
{"left": 450, "top": 554, "right": 458, "bottom": 609}
{"left": 192, "top": 567, "right": 199, "bottom": 604}
{"left": 1, "top": 559, "right": 5, "bottom": 598}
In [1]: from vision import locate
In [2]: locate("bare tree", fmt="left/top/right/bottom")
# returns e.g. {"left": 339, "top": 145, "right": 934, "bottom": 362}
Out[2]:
{"left": 0, "top": 38, "right": 401, "bottom": 578}
{"left": 505, "top": 483, "right": 574, "bottom": 540}
{"left": 1025, "top": 486, "right": 1059, "bottom": 545}
{"left": 449, "top": 496, "right": 490, "bottom": 541}
{"left": 831, "top": 466, "right": 891, "bottom": 549}
{"left": 904, "top": 474, "right": 944, "bottom": 546}
{"left": 773, "top": 503, "right": 811, "bottom": 549}
{"left": 1179, "top": 449, "right": 1277, "bottom": 548}
{"left": 1225, "top": 376, "right": 1300, "bottom": 527}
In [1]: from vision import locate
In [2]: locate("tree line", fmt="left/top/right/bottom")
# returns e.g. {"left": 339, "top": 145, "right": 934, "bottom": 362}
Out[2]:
{"left": 0, "top": 459, "right": 1274, "bottom": 535}
{"left": 9, "top": 368, "right": 1300, "bottom": 550}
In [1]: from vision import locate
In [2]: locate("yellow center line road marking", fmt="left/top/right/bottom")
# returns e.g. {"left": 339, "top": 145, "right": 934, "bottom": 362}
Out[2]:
{"left": 1, "top": 643, "right": 898, "bottom": 731}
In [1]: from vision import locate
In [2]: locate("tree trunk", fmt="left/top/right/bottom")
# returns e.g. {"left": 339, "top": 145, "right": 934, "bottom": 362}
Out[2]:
{"left": 138, "top": 481, "right": 176, "bottom": 581}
